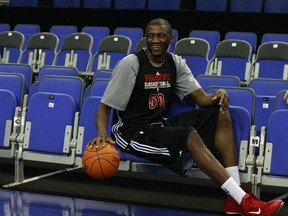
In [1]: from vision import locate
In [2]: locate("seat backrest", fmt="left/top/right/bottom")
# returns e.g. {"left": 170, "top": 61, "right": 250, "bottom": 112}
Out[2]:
{"left": 261, "top": 33, "right": 288, "bottom": 44}
{"left": 0, "top": 72, "right": 25, "bottom": 106}
{"left": 252, "top": 42, "right": 288, "bottom": 79}
{"left": 90, "top": 78, "right": 110, "bottom": 97}
{"left": 229, "top": 0, "right": 263, "bottom": 13}
{"left": 265, "top": 110, "right": 288, "bottom": 176}
{"left": 93, "top": 69, "right": 113, "bottom": 80}
{"left": 224, "top": 31, "right": 257, "bottom": 60}
{"left": 76, "top": 96, "right": 113, "bottom": 156}
{"left": 0, "top": 23, "right": 10, "bottom": 33}
{"left": 248, "top": 78, "right": 288, "bottom": 134}
{"left": 274, "top": 90, "right": 288, "bottom": 111}
{"left": 50, "top": 25, "right": 78, "bottom": 52}
{"left": 19, "top": 32, "right": 59, "bottom": 72}
{"left": 9, "top": 0, "right": 38, "bottom": 7}
{"left": 14, "top": 24, "right": 41, "bottom": 50}
{"left": 146, "top": 0, "right": 181, "bottom": 10}
{"left": 0, "top": 89, "right": 17, "bottom": 153}
{"left": 114, "top": 27, "right": 143, "bottom": 53}
{"left": 0, "top": 63, "right": 33, "bottom": 94}
{"left": 24, "top": 92, "right": 76, "bottom": 154}
{"left": 195, "top": 0, "right": 228, "bottom": 11}
{"left": 189, "top": 30, "right": 220, "bottom": 60}
{"left": 38, "top": 75, "right": 84, "bottom": 111}
{"left": 264, "top": 0, "right": 288, "bottom": 14}
{"left": 135, "top": 37, "right": 146, "bottom": 53}
{"left": 82, "top": 0, "right": 112, "bottom": 8}
{"left": 90, "top": 35, "right": 132, "bottom": 71}
{"left": 54, "top": 32, "right": 93, "bottom": 72}
{"left": 114, "top": 0, "right": 146, "bottom": 9}
{"left": 174, "top": 37, "right": 210, "bottom": 77}
{"left": 81, "top": 26, "right": 110, "bottom": 55}
{"left": 196, "top": 74, "right": 241, "bottom": 90}
{"left": 53, "top": 0, "right": 80, "bottom": 7}
{"left": 206, "top": 86, "right": 256, "bottom": 124}
{"left": 0, "top": 31, "right": 24, "bottom": 63}
{"left": 38, "top": 66, "right": 79, "bottom": 79}
{"left": 208, "top": 39, "right": 252, "bottom": 82}
{"left": 229, "top": 106, "right": 252, "bottom": 156}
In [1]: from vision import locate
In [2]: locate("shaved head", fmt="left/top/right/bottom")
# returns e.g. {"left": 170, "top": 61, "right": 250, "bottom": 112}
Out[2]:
{"left": 145, "top": 18, "right": 172, "bottom": 34}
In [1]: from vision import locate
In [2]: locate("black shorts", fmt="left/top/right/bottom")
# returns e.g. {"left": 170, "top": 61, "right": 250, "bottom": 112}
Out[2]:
{"left": 115, "top": 106, "right": 220, "bottom": 175}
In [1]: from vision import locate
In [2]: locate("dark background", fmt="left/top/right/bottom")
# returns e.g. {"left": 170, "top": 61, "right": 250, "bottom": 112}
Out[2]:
{"left": 0, "top": 2, "right": 287, "bottom": 48}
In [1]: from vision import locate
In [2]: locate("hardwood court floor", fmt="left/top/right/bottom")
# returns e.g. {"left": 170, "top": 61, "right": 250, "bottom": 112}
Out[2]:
{"left": 0, "top": 159, "right": 287, "bottom": 215}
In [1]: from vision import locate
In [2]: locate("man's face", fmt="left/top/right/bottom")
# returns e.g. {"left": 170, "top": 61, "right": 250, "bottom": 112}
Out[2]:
{"left": 145, "top": 24, "right": 173, "bottom": 61}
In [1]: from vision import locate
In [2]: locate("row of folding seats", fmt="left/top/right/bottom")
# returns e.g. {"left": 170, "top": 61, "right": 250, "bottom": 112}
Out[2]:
{"left": 0, "top": 68, "right": 251, "bottom": 183}
{"left": 194, "top": 0, "right": 288, "bottom": 14}
{"left": 8, "top": 0, "right": 288, "bottom": 14}
{"left": 9, "top": 0, "right": 182, "bottom": 10}
{"left": 1, "top": 64, "right": 288, "bottom": 197}
{"left": 1, "top": 23, "right": 288, "bottom": 85}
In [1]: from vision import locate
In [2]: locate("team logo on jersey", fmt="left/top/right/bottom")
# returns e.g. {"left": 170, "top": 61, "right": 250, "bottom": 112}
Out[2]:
{"left": 144, "top": 72, "right": 171, "bottom": 89}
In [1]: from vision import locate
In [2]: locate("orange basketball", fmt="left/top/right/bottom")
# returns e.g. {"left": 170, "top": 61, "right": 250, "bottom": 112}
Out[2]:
{"left": 82, "top": 143, "right": 120, "bottom": 180}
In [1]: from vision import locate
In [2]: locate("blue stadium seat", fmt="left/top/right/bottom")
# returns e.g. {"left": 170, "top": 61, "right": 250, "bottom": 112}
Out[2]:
{"left": 274, "top": 90, "right": 288, "bottom": 111}
{"left": 0, "top": 89, "right": 19, "bottom": 159}
{"left": 261, "top": 33, "right": 288, "bottom": 44}
{"left": 146, "top": 0, "right": 181, "bottom": 10}
{"left": 114, "top": 27, "right": 143, "bottom": 53}
{"left": 207, "top": 39, "right": 252, "bottom": 83}
{"left": 189, "top": 30, "right": 220, "bottom": 60}
{"left": 50, "top": 25, "right": 78, "bottom": 52}
{"left": 54, "top": 32, "right": 93, "bottom": 73}
{"left": 248, "top": 78, "right": 288, "bottom": 134}
{"left": 0, "top": 23, "right": 10, "bottom": 33}
{"left": 82, "top": 0, "right": 112, "bottom": 8}
{"left": 0, "top": 73, "right": 25, "bottom": 106}
{"left": 93, "top": 69, "right": 113, "bottom": 80}
{"left": 206, "top": 86, "right": 256, "bottom": 124}
{"left": 90, "top": 35, "right": 131, "bottom": 71}
{"left": 19, "top": 32, "right": 59, "bottom": 73}
{"left": 0, "top": 63, "right": 33, "bottom": 94}
{"left": 53, "top": 0, "right": 80, "bottom": 7}
{"left": 264, "top": 0, "right": 288, "bottom": 14}
{"left": 0, "top": 31, "right": 25, "bottom": 64}
{"left": 254, "top": 109, "right": 288, "bottom": 195}
{"left": 114, "top": 0, "right": 146, "bottom": 9}
{"left": 37, "top": 75, "right": 84, "bottom": 111}
{"left": 224, "top": 31, "right": 257, "bottom": 61}
{"left": 81, "top": 26, "right": 110, "bottom": 55}
{"left": 15, "top": 92, "right": 78, "bottom": 182}
{"left": 14, "top": 24, "right": 40, "bottom": 51}
{"left": 174, "top": 37, "right": 210, "bottom": 77}
{"left": 195, "top": 0, "right": 228, "bottom": 11}
{"left": 229, "top": 0, "right": 263, "bottom": 13}
{"left": 250, "top": 42, "right": 288, "bottom": 80}
{"left": 196, "top": 74, "right": 241, "bottom": 90}
{"left": 9, "top": 0, "right": 38, "bottom": 7}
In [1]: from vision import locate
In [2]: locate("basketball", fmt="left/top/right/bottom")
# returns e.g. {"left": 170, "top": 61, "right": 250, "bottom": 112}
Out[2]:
{"left": 82, "top": 143, "right": 120, "bottom": 180}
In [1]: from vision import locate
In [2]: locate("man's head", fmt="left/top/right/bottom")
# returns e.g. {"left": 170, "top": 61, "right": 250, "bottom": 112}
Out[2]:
{"left": 145, "top": 18, "right": 174, "bottom": 63}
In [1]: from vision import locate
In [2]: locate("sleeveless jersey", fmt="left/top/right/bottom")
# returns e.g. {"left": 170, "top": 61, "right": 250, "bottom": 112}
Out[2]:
{"left": 117, "top": 50, "right": 177, "bottom": 130}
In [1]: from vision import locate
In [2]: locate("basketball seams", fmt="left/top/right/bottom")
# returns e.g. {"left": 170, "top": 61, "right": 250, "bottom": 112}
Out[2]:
{"left": 82, "top": 143, "right": 120, "bottom": 180}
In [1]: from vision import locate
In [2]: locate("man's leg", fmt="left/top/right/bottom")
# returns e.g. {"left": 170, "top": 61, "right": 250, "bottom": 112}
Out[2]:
{"left": 187, "top": 112, "right": 283, "bottom": 216}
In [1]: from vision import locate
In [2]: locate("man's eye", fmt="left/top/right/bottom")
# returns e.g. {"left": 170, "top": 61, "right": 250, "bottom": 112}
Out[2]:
{"left": 159, "top": 34, "right": 167, "bottom": 38}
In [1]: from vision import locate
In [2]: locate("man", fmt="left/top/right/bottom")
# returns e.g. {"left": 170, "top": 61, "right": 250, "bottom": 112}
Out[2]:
{"left": 88, "top": 18, "right": 283, "bottom": 215}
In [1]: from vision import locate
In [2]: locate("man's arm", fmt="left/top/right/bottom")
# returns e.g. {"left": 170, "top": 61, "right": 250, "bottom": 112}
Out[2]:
{"left": 87, "top": 102, "right": 115, "bottom": 148}
{"left": 189, "top": 88, "right": 230, "bottom": 113}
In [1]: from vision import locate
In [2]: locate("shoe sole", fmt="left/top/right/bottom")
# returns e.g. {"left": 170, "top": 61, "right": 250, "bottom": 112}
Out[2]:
{"left": 271, "top": 202, "right": 284, "bottom": 216}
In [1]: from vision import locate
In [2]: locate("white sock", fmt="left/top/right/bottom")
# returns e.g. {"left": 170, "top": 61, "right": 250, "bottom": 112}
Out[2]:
{"left": 225, "top": 166, "right": 241, "bottom": 185}
{"left": 221, "top": 177, "right": 246, "bottom": 204}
